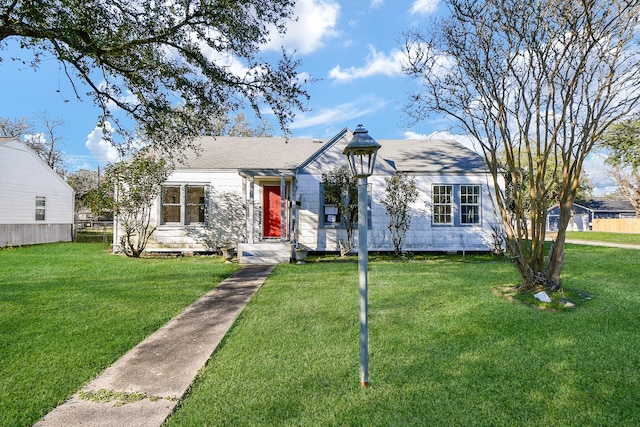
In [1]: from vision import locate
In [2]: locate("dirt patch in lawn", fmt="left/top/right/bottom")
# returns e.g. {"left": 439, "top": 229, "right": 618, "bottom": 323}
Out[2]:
{"left": 491, "top": 285, "right": 595, "bottom": 313}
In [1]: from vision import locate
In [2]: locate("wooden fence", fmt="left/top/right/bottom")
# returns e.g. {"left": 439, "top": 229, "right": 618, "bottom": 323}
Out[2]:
{"left": 592, "top": 218, "right": 640, "bottom": 234}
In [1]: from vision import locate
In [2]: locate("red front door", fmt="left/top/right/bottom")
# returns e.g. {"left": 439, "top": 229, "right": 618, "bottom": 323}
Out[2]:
{"left": 263, "top": 186, "right": 283, "bottom": 238}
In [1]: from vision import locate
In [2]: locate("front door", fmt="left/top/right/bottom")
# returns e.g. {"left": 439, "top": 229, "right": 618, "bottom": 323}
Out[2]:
{"left": 263, "top": 186, "right": 283, "bottom": 238}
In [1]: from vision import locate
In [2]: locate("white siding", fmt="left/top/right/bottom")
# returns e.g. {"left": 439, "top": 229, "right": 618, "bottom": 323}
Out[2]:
{"left": 134, "top": 170, "right": 245, "bottom": 249}
{"left": 0, "top": 139, "right": 74, "bottom": 247}
{"left": 294, "top": 172, "right": 500, "bottom": 253}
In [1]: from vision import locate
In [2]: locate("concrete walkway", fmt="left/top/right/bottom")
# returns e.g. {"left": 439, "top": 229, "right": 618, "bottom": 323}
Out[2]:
{"left": 565, "top": 239, "right": 640, "bottom": 250}
{"left": 35, "top": 264, "right": 275, "bottom": 427}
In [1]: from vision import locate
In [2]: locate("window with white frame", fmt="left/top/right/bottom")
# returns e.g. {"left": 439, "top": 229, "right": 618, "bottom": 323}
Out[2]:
{"left": 161, "top": 185, "right": 206, "bottom": 225}
{"left": 432, "top": 185, "right": 453, "bottom": 224}
{"left": 186, "top": 186, "right": 206, "bottom": 223}
{"left": 35, "top": 196, "right": 46, "bottom": 221}
{"left": 460, "top": 185, "right": 481, "bottom": 224}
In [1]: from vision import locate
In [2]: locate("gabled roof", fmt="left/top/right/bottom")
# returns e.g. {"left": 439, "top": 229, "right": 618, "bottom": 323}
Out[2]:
{"left": 176, "top": 131, "right": 487, "bottom": 174}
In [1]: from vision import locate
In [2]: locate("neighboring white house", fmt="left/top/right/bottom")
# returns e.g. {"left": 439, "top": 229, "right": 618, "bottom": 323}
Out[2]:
{"left": 0, "top": 137, "right": 75, "bottom": 247}
{"left": 113, "top": 127, "right": 502, "bottom": 263}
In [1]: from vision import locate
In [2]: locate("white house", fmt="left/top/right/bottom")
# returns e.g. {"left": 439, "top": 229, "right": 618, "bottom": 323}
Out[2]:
{"left": 114, "top": 127, "right": 502, "bottom": 263}
{"left": 0, "top": 137, "right": 75, "bottom": 247}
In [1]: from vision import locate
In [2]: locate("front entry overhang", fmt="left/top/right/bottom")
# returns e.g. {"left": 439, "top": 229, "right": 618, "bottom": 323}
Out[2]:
{"left": 239, "top": 169, "right": 298, "bottom": 244}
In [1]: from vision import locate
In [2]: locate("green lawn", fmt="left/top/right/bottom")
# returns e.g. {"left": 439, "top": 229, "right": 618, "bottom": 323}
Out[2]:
{"left": 166, "top": 246, "right": 640, "bottom": 426}
{"left": 566, "top": 231, "right": 640, "bottom": 245}
{"left": 2, "top": 242, "right": 640, "bottom": 426}
{"left": 0, "top": 243, "right": 237, "bottom": 426}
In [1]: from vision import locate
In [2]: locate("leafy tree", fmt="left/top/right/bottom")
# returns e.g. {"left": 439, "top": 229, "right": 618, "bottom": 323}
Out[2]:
{"left": 322, "top": 166, "right": 358, "bottom": 257}
{"left": 1, "top": 1, "right": 308, "bottom": 155}
{"left": 600, "top": 114, "right": 640, "bottom": 216}
{"left": 403, "top": 0, "right": 640, "bottom": 292}
{"left": 380, "top": 173, "right": 418, "bottom": 257}
{"left": 102, "top": 150, "right": 172, "bottom": 257}
{"left": 67, "top": 168, "right": 106, "bottom": 217}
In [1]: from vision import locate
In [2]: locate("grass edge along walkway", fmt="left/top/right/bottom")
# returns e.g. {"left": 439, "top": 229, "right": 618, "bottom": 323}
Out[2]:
{"left": 35, "top": 265, "right": 274, "bottom": 427}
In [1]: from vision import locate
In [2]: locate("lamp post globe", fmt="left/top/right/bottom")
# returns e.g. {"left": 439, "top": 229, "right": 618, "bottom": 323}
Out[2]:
{"left": 343, "top": 124, "right": 381, "bottom": 178}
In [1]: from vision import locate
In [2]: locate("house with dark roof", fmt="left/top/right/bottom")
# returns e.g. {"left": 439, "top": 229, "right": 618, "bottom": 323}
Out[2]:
{"left": 547, "top": 199, "right": 636, "bottom": 231}
{"left": 113, "top": 127, "right": 502, "bottom": 263}
{"left": 0, "top": 137, "right": 75, "bottom": 247}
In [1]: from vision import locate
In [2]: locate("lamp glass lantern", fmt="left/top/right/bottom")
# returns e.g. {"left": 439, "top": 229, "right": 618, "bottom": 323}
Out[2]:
{"left": 343, "top": 124, "right": 380, "bottom": 388}
{"left": 343, "top": 124, "right": 381, "bottom": 178}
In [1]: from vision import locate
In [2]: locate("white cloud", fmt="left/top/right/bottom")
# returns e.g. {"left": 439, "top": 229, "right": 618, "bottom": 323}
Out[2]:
{"left": 265, "top": 0, "right": 341, "bottom": 54}
{"left": 291, "top": 97, "right": 389, "bottom": 129}
{"left": 403, "top": 131, "right": 428, "bottom": 139}
{"left": 410, "top": 0, "right": 440, "bottom": 15}
{"left": 583, "top": 151, "right": 618, "bottom": 196}
{"left": 370, "top": 0, "right": 384, "bottom": 7}
{"left": 329, "top": 47, "right": 406, "bottom": 83}
{"left": 85, "top": 123, "right": 120, "bottom": 165}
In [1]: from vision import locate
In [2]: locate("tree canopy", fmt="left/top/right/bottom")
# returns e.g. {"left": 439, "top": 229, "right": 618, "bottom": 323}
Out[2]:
{"left": 601, "top": 113, "right": 640, "bottom": 216}
{"left": 403, "top": 0, "right": 640, "bottom": 291}
{"left": 0, "top": 0, "right": 308, "bottom": 155}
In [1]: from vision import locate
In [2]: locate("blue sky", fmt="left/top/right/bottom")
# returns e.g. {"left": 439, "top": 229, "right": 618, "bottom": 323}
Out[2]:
{"left": 0, "top": 0, "right": 615, "bottom": 193}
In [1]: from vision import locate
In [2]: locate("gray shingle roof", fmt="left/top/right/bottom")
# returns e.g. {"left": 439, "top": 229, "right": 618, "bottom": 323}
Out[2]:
{"left": 377, "top": 139, "right": 487, "bottom": 174}
{"left": 177, "top": 136, "right": 327, "bottom": 170}
{"left": 177, "top": 134, "right": 487, "bottom": 174}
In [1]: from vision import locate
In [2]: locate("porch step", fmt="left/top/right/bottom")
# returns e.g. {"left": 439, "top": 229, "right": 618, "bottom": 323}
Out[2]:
{"left": 238, "top": 242, "right": 292, "bottom": 265}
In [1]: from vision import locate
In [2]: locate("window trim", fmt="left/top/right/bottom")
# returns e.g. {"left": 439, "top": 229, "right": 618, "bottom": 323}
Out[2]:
{"left": 159, "top": 184, "right": 208, "bottom": 226}
{"left": 432, "top": 184, "right": 453, "bottom": 225}
{"left": 35, "top": 196, "right": 46, "bottom": 221}
{"left": 460, "top": 184, "right": 481, "bottom": 225}
{"left": 431, "top": 184, "right": 483, "bottom": 227}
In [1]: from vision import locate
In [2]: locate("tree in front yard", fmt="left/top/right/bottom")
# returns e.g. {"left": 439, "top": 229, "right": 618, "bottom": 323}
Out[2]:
{"left": 380, "top": 173, "right": 418, "bottom": 257}
{"left": 402, "top": 0, "right": 640, "bottom": 292}
{"left": 322, "top": 166, "right": 358, "bottom": 257}
{"left": 103, "top": 150, "right": 172, "bottom": 257}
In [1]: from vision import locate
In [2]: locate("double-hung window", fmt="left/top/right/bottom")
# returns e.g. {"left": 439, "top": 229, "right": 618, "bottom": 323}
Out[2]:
{"left": 432, "top": 185, "right": 453, "bottom": 225}
{"left": 186, "top": 186, "right": 206, "bottom": 223}
{"left": 460, "top": 185, "right": 480, "bottom": 224}
{"left": 35, "top": 196, "right": 46, "bottom": 221}
{"left": 432, "top": 184, "right": 482, "bottom": 226}
{"left": 161, "top": 185, "right": 206, "bottom": 225}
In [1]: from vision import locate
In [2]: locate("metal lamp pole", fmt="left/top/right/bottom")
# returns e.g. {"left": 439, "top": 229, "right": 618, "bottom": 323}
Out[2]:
{"left": 357, "top": 175, "right": 370, "bottom": 387}
{"left": 343, "top": 124, "right": 380, "bottom": 388}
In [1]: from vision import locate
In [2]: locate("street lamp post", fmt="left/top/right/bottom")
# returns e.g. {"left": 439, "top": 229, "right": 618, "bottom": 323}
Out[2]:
{"left": 343, "top": 124, "right": 381, "bottom": 388}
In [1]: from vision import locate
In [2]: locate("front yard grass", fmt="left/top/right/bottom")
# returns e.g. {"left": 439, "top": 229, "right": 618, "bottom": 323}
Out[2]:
{"left": 166, "top": 245, "right": 640, "bottom": 426}
{"left": 3, "top": 242, "right": 640, "bottom": 426}
{"left": 0, "top": 243, "right": 237, "bottom": 426}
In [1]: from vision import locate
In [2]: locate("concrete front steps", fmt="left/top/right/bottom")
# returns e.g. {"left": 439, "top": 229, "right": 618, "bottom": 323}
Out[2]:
{"left": 238, "top": 241, "right": 292, "bottom": 265}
